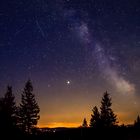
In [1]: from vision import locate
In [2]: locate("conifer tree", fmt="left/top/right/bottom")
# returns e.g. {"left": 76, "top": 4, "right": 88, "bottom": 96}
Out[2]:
{"left": 0, "top": 86, "right": 17, "bottom": 131}
{"left": 100, "top": 91, "right": 117, "bottom": 127}
{"left": 134, "top": 115, "right": 140, "bottom": 128}
{"left": 82, "top": 118, "right": 88, "bottom": 127}
{"left": 18, "top": 80, "right": 40, "bottom": 133}
{"left": 90, "top": 106, "right": 100, "bottom": 128}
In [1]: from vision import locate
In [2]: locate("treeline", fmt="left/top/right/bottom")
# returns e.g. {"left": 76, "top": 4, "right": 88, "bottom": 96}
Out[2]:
{"left": 0, "top": 80, "right": 140, "bottom": 139}
{"left": 0, "top": 80, "right": 40, "bottom": 137}
{"left": 82, "top": 91, "right": 140, "bottom": 128}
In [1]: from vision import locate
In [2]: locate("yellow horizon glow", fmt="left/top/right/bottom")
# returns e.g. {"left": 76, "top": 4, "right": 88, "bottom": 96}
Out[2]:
{"left": 38, "top": 122, "right": 81, "bottom": 128}
{"left": 37, "top": 110, "right": 136, "bottom": 128}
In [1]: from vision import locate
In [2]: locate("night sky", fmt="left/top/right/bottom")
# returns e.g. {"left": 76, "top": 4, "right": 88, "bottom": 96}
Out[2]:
{"left": 0, "top": 0, "right": 140, "bottom": 127}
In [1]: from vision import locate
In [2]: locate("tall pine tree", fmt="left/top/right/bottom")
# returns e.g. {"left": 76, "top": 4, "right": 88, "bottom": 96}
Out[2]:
{"left": 18, "top": 80, "right": 40, "bottom": 133}
{"left": 90, "top": 106, "right": 100, "bottom": 128}
{"left": 0, "top": 86, "right": 17, "bottom": 132}
{"left": 100, "top": 91, "right": 117, "bottom": 127}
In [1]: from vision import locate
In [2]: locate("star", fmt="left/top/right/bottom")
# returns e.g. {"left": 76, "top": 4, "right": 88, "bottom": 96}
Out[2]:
{"left": 66, "top": 80, "right": 71, "bottom": 85}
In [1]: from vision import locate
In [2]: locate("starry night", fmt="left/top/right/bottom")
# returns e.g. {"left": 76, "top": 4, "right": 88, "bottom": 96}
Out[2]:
{"left": 0, "top": 0, "right": 140, "bottom": 139}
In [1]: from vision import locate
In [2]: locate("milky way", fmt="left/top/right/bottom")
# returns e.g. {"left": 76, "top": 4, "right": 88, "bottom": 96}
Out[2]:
{"left": 0, "top": 0, "right": 140, "bottom": 127}
{"left": 67, "top": 9, "right": 135, "bottom": 95}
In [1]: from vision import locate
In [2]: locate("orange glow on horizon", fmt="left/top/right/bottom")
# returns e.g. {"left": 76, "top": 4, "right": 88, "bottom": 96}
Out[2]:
{"left": 38, "top": 122, "right": 81, "bottom": 128}
{"left": 37, "top": 111, "right": 135, "bottom": 128}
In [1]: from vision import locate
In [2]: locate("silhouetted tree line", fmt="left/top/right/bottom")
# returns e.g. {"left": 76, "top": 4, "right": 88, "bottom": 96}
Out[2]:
{"left": 82, "top": 91, "right": 140, "bottom": 129}
{"left": 0, "top": 80, "right": 140, "bottom": 140}
{"left": 90, "top": 91, "right": 117, "bottom": 128}
{"left": 0, "top": 80, "right": 40, "bottom": 136}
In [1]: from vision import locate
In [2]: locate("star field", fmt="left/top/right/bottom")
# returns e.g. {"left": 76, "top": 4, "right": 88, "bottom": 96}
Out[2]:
{"left": 0, "top": 0, "right": 140, "bottom": 127}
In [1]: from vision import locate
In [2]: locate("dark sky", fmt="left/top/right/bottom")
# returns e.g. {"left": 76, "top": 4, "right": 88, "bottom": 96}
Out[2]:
{"left": 0, "top": 0, "right": 140, "bottom": 127}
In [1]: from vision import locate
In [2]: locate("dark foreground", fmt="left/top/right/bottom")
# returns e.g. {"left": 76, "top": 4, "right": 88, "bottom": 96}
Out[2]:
{"left": 2, "top": 127, "right": 140, "bottom": 140}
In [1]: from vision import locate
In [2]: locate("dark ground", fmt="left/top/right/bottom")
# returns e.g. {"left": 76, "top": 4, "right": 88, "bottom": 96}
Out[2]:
{"left": 32, "top": 127, "right": 140, "bottom": 140}
{"left": 1, "top": 127, "right": 140, "bottom": 140}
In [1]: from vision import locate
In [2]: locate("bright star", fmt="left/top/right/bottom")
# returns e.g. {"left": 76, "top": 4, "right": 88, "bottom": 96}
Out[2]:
{"left": 66, "top": 80, "right": 70, "bottom": 85}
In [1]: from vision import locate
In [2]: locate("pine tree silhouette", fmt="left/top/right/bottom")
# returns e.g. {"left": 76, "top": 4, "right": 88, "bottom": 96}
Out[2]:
{"left": 134, "top": 115, "right": 140, "bottom": 128}
{"left": 18, "top": 80, "right": 40, "bottom": 133}
{"left": 0, "top": 86, "right": 17, "bottom": 134}
{"left": 82, "top": 118, "right": 88, "bottom": 127}
{"left": 100, "top": 91, "right": 117, "bottom": 127}
{"left": 90, "top": 106, "right": 100, "bottom": 128}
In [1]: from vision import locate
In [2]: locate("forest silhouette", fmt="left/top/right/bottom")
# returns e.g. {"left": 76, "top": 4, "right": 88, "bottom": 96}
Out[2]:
{"left": 0, "top": 80, "right": 140, "bottom": 140}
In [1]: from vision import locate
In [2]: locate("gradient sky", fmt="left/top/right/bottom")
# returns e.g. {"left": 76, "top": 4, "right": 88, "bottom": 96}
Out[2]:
{"left": 0, "top": 0, "right": 140, "bottom": 127}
